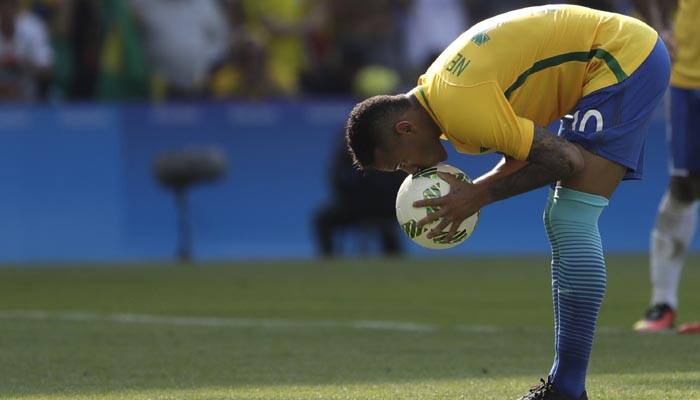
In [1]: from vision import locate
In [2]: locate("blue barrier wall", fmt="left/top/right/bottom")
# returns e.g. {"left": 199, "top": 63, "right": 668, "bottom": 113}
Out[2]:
{"left": 0, "top": 101, "right": 694, "bottom": 263}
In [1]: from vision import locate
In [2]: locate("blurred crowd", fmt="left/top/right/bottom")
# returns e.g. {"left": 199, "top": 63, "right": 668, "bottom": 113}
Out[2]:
{"left": 0, "top": 0, "right": 635, "bottom": 103}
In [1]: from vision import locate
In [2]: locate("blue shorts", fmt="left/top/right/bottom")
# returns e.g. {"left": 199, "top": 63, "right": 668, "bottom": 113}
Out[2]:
{"left": 669, "top": 87, "right": 700, "bottom": 176}
{"left": 558, "top": 38, "right": 671, "bottom": 180}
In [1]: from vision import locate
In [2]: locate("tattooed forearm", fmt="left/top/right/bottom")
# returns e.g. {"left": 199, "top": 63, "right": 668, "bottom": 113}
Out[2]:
{"left": 486, "top": 126, "right": 583, "bottom": 202}
{"left": 487, "top": 162, "right": 561, "bottom": 201}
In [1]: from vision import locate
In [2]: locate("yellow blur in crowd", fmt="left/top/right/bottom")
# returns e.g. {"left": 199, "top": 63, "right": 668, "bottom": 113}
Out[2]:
{"left": 671, "top": 0, "right": 700, "bottom": 88}
{"left": 211, "top": 0, "right": 321, "bottom": 99}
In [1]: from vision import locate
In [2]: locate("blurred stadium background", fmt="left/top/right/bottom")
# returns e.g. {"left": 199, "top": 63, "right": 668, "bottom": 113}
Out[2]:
{"left": 1, "top": 0, "right": 698, "bottom": 399}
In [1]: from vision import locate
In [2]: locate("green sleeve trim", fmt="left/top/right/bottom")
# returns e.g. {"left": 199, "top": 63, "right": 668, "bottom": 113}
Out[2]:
{"left": 417, "top": 87, "right": 440, "bottom": 123}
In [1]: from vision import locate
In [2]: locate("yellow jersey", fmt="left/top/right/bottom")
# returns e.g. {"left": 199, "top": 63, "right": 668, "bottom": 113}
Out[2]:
{"left": 411, "top": 5, "right": 658, "bottom": 160}
{"left": 671, "top": 0, "right": 700, "bottom": 88}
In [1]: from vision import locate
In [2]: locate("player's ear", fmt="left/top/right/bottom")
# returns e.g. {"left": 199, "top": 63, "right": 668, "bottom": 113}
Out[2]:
{"left": 394, "top": 120, "right": 413, "bottom": 136}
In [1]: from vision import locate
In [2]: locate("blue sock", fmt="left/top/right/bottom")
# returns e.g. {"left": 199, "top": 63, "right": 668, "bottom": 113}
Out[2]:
{"left": 543, "top": 189, "right": 561, "bottom": 377}
{"left": 546, "top": 187, "right": 609, "bottom": 399}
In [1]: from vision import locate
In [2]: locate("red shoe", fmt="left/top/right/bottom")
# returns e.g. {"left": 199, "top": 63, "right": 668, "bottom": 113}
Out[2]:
{"left": 677, "top": 321, "right": 700, "bottom": 334}
{"left": 633, "top": 303, "right": 675, "bottom": 332}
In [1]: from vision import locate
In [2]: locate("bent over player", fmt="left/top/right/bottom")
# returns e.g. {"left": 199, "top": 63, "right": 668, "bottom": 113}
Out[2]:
{"left": 345, "top": 5, "right": 670, "bottom": 400}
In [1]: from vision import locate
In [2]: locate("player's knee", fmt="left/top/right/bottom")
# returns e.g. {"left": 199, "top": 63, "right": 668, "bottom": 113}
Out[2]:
{"left": 669, "top": 176, "right": 695, "bottom": 203}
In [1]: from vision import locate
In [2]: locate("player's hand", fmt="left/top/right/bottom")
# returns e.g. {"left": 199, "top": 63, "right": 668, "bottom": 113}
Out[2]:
{"left": 413, "top": 172, "right": 487, "bottom": 242}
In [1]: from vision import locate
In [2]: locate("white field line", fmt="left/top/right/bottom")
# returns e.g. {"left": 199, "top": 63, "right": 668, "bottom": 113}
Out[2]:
{"left": 0, "top": 310, "right": 628, "bottom": 334}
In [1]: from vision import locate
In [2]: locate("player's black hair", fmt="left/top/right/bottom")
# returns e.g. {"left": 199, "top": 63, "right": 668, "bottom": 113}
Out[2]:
{"left": 345, "top": 95, "right": 412, "bottom": 170}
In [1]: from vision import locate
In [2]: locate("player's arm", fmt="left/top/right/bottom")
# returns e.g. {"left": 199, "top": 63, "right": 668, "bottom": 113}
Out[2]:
{"left": 472, "top": 156, "right": 527, "bottom": 185}
{"left": 414, "top": 82, "right": 582, "bottom": 239}
{"left": 415, "top": 126, "right": 583, "bottom": 238}
{"left": 479, "top": 126, "right": 583, "bottom": 203}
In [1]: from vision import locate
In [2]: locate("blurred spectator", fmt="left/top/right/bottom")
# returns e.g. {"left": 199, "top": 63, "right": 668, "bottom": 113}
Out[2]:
{"left": 208, "top": 0, "right": 309, "bottom": 99}
{"left": 302, "top": 0, "right": 404, "bottom": 95}
{"left": 128, "top": 0, "right": 229, "bottom": 99}
{"left": 314, "top": 65, "right": 406, "bottom": 258}
{"left": 0, "top": 0, "right": 637, "bottom": 103}
{"left": 464, "top": 0, "right": 619, "bottom": 21}
{"left": 0, "top": 0, "right": 51, "bottom": 101}
{"left": 567, "top": 0, "right": 618, "bottom": 11}
{"left": 99, "top": 0, "right": 149, "bottom": 100}
{"left": 238, "top": 0, "right": 319, "bottom": 96}
{"left": 466, "top": 0, "right": 537, "bottom": 21}
{"left": 314, "top": 136, "right": 406, "bottom": 258}
{"left": 208, "top": 29, "right": 279, "bottom": 98}
{"left": 404, "top": 0, "right": 470, "bottom": 77}
{"left": 49, "top": 0, "right": 101, "bottom": 100}
{"left": 44, "top": 0, "right": 149, "bottom": 101}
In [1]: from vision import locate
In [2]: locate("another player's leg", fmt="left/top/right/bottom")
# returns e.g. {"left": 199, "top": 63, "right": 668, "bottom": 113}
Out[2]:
{"left": 635, "top": 87, "right": 700, "bottom": 333}
{"left": 676, "top": 172, "right": 700, "bottom": 334}
{"left": 634, "top": 177, "right": 696, "bottom": 332}
{"left": 672, "top": 173, "right": 700, "bottom": 334}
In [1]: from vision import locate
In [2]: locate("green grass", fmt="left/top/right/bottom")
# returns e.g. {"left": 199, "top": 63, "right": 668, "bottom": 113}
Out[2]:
{"left": 0, "top": 255, "right": 699, "bottom": 399}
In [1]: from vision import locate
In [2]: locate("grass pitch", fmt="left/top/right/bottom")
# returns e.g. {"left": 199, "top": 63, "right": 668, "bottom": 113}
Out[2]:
{"left": 0, "top": 255, "right": 698, "bottom": 399}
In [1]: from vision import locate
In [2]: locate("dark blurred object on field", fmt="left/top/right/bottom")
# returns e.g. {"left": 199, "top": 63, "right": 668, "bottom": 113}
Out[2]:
{"left": 314, "top": 135, "right": 406, "bottom": 258}
{"left": 155, "top": 147, "right": 228, "bottom": 262}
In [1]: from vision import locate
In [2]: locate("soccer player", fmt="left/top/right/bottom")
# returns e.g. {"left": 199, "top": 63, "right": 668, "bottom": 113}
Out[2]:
{"left": 344, "top": 5, "right": 670, "bottom": 400}
{"left": 632, "top": 0, "right": 700, "bottom": 335}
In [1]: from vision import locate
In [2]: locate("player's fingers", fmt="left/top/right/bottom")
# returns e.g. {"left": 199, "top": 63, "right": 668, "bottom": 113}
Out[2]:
{"left": 444, "top": 218, "right": 461, "bottom": 241}
{"left": 413, "top": 197, "right": 445, "bottom": 208}
{"left": 416, "top": 208, "right": 447, "bottom": 231}
{"left": 428, "top": 218, "right": 451, "bottom": 238}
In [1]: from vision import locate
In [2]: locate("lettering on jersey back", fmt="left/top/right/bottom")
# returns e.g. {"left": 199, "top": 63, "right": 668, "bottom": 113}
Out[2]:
{"left": 446, "top": 53, "right": 470, "bottom": 77}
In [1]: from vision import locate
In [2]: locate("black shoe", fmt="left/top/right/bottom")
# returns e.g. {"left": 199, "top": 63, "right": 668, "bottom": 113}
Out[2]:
{"left": 518, "top": 378, "right": 588, "bottom": 400}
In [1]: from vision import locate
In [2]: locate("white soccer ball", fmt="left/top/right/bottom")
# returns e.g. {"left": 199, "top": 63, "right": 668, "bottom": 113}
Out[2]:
{"left": 395, "top": 163, "right": 479, "bottom": 249}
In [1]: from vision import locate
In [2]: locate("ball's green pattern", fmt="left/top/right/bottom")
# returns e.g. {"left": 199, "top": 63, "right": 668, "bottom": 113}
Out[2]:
{"left": 431, "top": 228, "right": 469, "bottom": 244}
{"left": 400, "top": 219, "right": 424, "bottom": 239}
